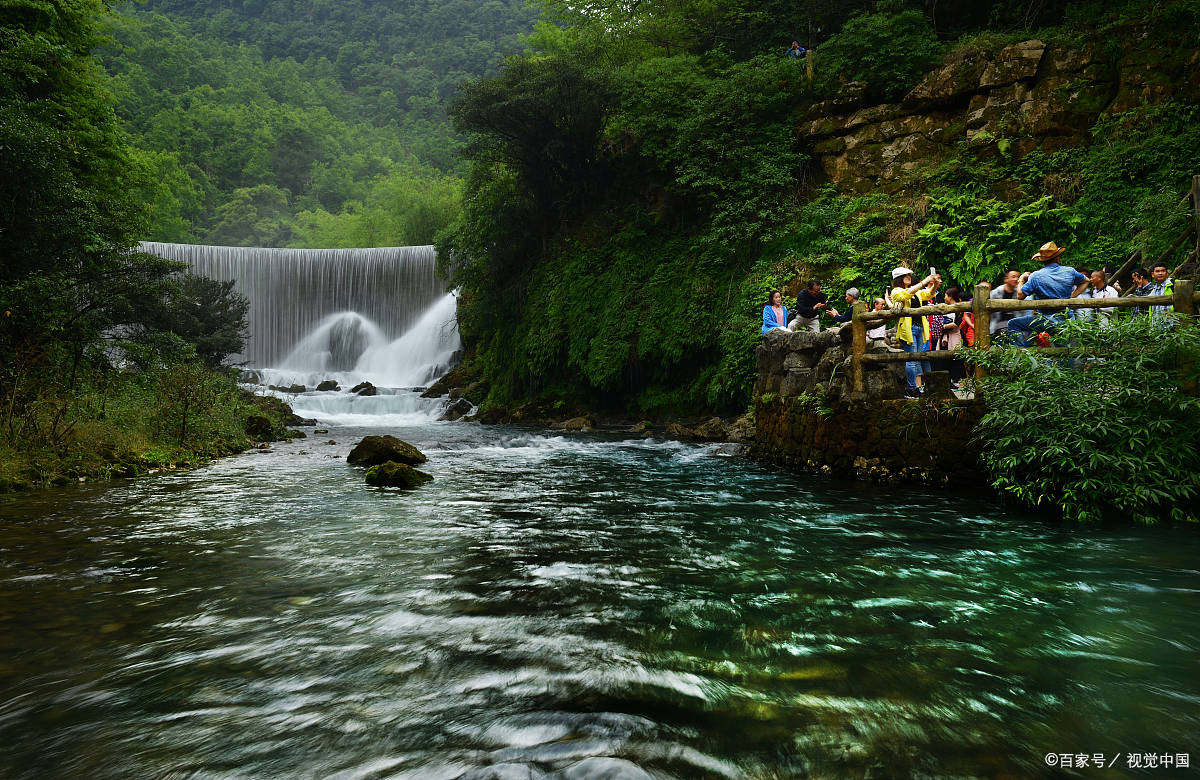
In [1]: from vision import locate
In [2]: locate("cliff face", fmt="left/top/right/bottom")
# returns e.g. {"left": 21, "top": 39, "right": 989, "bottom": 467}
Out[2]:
{"left": 799, "top": 29, "right": 1200, "bottom": 192}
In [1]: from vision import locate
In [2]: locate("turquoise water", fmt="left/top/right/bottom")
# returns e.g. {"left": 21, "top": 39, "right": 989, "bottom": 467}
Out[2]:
{"left": 1, "top": 417, "right": 1197, "bottom": 778}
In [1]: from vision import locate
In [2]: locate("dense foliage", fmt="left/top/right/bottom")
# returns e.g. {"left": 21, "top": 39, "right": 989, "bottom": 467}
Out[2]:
{"left": 964, "top": 318, "right": 1200, "bottom": 524}
{"left": 443, "top": 0, "right": 1200, "bottom": 415}
{"left": 97, "top": 0, "right": 536, "bottom": 245}
{"left": 0, "top": 0, "right": 281, "bottom": 490}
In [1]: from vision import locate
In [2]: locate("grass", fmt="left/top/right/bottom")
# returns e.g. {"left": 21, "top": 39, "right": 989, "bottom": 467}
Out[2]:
{"left": 0, "top": 363, "right": 294, "bottom": 492}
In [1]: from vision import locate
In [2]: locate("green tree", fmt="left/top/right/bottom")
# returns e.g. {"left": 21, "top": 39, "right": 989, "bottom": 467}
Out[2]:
{"left": 814, "top": 5, "right": 941, "bottom": 102}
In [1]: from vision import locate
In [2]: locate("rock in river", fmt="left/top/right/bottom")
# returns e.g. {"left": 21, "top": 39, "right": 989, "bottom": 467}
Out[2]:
{"left": 364, "top": 461, "right": 433, "bottom": 489}
{"left": 347, "top": 435, "right": 427, "bottom": 467}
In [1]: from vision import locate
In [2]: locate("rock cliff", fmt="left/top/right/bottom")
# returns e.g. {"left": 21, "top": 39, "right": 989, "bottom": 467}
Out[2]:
{"left": 799, "top": 29, "right": 1200, "bottom": 192}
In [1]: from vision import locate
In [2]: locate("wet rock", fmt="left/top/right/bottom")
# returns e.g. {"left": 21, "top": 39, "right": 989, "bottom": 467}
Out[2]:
{"left": 314, "top": 429, "right": 329, "bottom": 434}
{"left": 288, "top": 415, "right": 319, "bottom": 426}
{"left": 726, "top": 412, "right": 755, "bottom": 443}
{"left": 364, "top": 461, "right": 433, "bottom": 489}
{"left": 350, "top": 381, "right": 378, "bottom": 397}
{"left": 665, "top": 422, "right": 693, "bottom": 439}
{"left": 691, "top": 416, "right": 727, "bottom": 442}
{"left": 628, "top": 420, "right": 654, "bottom": 434}
{"left": 238, "top": 369, "right": 263, "bottom": 384}
{"left": 441, "top": 397, "right": 473, "bottom": 422}
{"left": 347, "top": 435, "right": 427, "bottom": 467}
{"left": 268, "top": 383, "right": 306, "bottom": 394}
{"left": 552, "top": 415, "right": 595, "bottom": 432}
{"left": 316, "top": 380, "right": 339, "bottom": 392}
{"left": 420, "top": 363, "right": 474, "bottom": 398}
{"left": 285, "top": 429, "right": 306, "bottom": 438}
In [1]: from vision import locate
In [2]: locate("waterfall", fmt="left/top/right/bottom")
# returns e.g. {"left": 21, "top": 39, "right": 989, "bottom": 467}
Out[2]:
{"left": 139, "top": 242, "right": 452, "bottom": 372}
{"left": 140, "top": 240, "right": 451, "bottom": 367}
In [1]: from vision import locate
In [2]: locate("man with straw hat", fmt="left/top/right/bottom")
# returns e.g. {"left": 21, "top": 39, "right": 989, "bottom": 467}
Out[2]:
{"left": 1006, "top": 241, "right": 1088, "bottom": 346}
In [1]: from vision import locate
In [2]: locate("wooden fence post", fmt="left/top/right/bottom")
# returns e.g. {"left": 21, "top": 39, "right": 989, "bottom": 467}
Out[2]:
{"left": 1192, "top": 175, "right": 1200, "bottom": 257}
{"left": 973, "top": 282, "right": 991, "bottom": 384}
{"left": 1176, "top": 278, "right": 1196, "bottom": 396}
{"left": 1175, "top": 278, "right": 1195, "bottom": 318}
{"left": 851, "top": 300, "right": 867, "bottom": 394}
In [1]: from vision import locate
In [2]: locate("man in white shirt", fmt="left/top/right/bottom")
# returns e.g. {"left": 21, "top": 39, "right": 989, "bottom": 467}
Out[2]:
{"left": 1076, "top": 269, "right": 1118, "bottom": 324}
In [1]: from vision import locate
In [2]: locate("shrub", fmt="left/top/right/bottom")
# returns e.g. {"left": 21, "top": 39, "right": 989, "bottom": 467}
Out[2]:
{"left": 815, "top": 7, "right": 942, "bottom": 103}
{"left": 963, "top": 317, "right": 1200, "bottom": 524}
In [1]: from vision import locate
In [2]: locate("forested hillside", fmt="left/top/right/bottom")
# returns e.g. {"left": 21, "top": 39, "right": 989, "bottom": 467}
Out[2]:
{"left": 99, "top": 0, "right": 537, "bottom": 246}
{"left": 440, "top": 0, "right": 1200, "bottom": 416}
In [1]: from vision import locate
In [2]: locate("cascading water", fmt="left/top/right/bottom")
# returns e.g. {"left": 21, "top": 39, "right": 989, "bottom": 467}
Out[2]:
{"left": 140, "top": 242, "right": 462, "bottom": 423}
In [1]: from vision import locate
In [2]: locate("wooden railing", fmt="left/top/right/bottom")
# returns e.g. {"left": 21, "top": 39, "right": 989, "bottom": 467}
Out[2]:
{"left": 845, "top": 174, "right": 1200, "bottom": 396}
{"left": 847, "top": 279, "right": 1199, "bottom": 395}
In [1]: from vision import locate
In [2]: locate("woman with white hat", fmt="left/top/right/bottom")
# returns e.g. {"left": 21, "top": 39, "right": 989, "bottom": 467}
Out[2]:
{"left": 889, "top": 266, "right": 940, "bottom": 397}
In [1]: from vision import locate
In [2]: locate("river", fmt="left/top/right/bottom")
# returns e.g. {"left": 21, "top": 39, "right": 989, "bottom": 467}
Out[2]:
{"left": 1, "top": 399, "right": 1197, "bottom": 778}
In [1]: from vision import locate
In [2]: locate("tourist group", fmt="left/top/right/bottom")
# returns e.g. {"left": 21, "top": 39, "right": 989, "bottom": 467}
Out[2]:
{"left": 762, "top": 241, "right": 1180, "bottom": 398}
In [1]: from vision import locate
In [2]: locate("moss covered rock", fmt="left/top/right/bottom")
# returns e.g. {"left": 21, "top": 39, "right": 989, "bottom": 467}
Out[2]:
{"left": 364, "top": 461, "right": 433, "bottom": 488}
{"left": 347, "top": 435, "right": 427, "bottom": 467}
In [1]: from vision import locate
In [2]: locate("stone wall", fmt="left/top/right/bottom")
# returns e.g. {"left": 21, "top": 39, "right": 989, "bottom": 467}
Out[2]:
{"left": 800, "top": 31, "right": 1200, "bottom": 192}
{"left": 750, "top": 327, "right": 984, "bottom": 485}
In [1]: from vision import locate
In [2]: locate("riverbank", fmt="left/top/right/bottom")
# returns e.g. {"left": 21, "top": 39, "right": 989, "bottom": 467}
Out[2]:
{"left": 0, "top": 367, "right": 303, "bottom": 494}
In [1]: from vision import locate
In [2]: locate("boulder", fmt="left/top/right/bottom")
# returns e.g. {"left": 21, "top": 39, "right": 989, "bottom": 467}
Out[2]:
{"left": 285, "top": 429, "right": 306, "bottom": 438}
{"left": 440, "top": 397, "right": 473, "bottom": 422}
{"left": 269, "top": 383, "right": 306, "bottom": 394}
{"left": 350, "top": 381, "right": 378, "bottom": 396}
{"left": 420, "top": 363, "right": 474, "bottom": 399}
{"left": 552, "top": 415, "right": 595, "bottom": 432}
{"left": 364, "top": 461, "right": 433, "bottom": 489}
{"left": 316, "top": 380, "right": 339, "bottom": 392}
{"left": 288, "top": 415, "right": 319, "bottom": 426}
{"left": 347, "top": 435, "right": 427, "bottom": 467}
{"left": 628, "top": 420, "right": 654, "bottom": 434}
{"left": 726, "top": 412, "right": 756, "bottom": 443}
{"left": 665, "top": 422, "right": 693, "bottom": 439}
{"left": 692, "top": 417, "right": 727, "bottom": 442}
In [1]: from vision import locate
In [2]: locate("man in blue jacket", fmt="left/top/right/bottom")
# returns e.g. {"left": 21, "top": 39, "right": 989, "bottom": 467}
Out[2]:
{"left": 1007, "top": 241, "right": 1088, "bottom": 346}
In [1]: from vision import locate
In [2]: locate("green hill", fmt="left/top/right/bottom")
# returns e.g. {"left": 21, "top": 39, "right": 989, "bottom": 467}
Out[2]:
{"left": 98, "top": 0, "right": 537, "bottom": 246}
